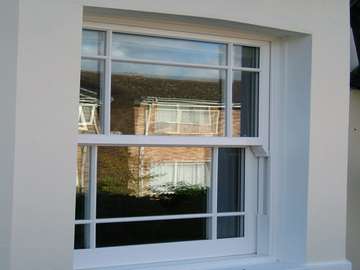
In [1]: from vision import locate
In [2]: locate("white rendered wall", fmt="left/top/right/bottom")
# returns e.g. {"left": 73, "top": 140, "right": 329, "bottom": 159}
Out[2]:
{"left": 0, "top": 1, "right": 19, "bottom": 270}
{"left": 0, "top": 1, "right": 350, "bottom": 270}
{"left": 2, "top": 1, "right": 82, "bottom": 270}
{"left": 347, "top": 90, "right": 360, "bottom": 270}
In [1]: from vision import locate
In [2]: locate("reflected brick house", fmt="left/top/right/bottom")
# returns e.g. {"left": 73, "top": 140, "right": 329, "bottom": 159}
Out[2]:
{"left": 77, "top": 71, "right": 243, "bottom": 194}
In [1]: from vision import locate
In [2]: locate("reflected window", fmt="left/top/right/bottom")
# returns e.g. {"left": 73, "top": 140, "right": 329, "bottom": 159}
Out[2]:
{"left": 150, "top": 162, "right": 211, "bottom": 189}
{"left": 154, "top": 104, "right": 220, "bottom": 135}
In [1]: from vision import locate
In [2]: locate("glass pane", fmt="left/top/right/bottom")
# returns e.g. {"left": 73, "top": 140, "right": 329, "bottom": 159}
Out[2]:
{"left": 81, "top": 30, "right": 106, "bottom": 56}
{"left": 233, "top": 45, "right": 259, "bottom": 68}
{"left": 96, "top": 218, "right": 210, "bottom": 247}
{"left": 76, "top": 146, "right": 91, "bottom": 220}
{"left": 110, "top": 62, "right": 225, "bottom": 136}
{"left": 217, "top": 216, "right": 244, "bottom": 238}
{"left": 96, "top": 146, "right": 212, "bottom": 218}
{"left": 112, "top": 33, "right": 227, "bottom": 65}
{"left": 74, "top": 224, "right": 90, "bottom": 249}
{"left": 232, "top": 71, "right": 259, "bottom": 137}
{"left": 79, "top": 59, "right": 104, "bottom": 134}
{"left": 217, "top": 148, "right": 244, "bottom": 212}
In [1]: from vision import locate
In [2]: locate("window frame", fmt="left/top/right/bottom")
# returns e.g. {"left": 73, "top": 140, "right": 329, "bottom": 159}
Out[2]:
{"left": 75, "top": 22, "right": 270, "bottom": 269}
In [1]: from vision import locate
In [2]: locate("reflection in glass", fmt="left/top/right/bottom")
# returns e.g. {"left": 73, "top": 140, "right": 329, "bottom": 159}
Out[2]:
{"left": 233, "top": 45, "right": 259, "bottom": 68}
{"left": 112, "top": 33, "right": 227, "bottom": 65}
{"left": 110, "top": 62, "right": 225, "bottom": 136}
{"left": 217, "top": 216, "right": 244, "bottom": 239}
{"left": 74, "top": 224, "right": 90, "bottom": 249}
{"left": 96, "top": 218, "right": 210, "bottom": 247}
{"left": 217, "top": 148, "right": 244, "bottom": 212}
{"left": 76, "top": 146, "right": 91, "bottom": 220}
{"left": 79, "top": 59, "right": 105, "bottom": 134}
{"left": 82, "top": 30, "right": 106, "bottom": 56}
{"left": 232, "top": 71, "right": 259, "bottom": 137}
{"left": 96, "top": 146, "right": 212, "bottom": 218}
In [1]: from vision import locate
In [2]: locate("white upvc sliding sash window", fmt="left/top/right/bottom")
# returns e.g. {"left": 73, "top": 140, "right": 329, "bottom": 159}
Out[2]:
{"left": 74, "top": 23, "right": 270, "bottom": 268}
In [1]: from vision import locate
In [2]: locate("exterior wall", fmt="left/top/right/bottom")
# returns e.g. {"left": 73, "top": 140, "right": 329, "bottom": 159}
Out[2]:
{"left": 306, "top": 3, "right": 349, "bottom": 261}
{"left": 0, "top": 1, "right": 19, "bottom": 270}
{"left": 0, "top": 1, "right": 350, "bottom": 270}
{"left": 347, "top": 90, "right": 360, "bottom": 270}
{"left": 1, "top": 1, "right": 82, "bottom": 270}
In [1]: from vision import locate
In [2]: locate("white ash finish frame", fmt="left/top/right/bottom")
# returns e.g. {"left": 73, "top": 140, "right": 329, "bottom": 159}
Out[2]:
{"left": 75, "top": 22, "right": 270, "bottom": 269}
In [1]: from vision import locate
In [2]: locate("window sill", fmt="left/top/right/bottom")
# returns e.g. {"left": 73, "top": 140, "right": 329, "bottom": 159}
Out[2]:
{"left": 75, "top": 255, "right": 274, "bottom": 270}
{"left": 75, "top": 256, "right": 351, "bottom": 270}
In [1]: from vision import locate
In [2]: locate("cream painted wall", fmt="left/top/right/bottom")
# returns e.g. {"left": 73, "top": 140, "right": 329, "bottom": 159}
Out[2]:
{"left": 347, "top": 90, "right": 360, "bottom": 270}
{"left": 0, "top": 1, "right": 350, "bottom": 270}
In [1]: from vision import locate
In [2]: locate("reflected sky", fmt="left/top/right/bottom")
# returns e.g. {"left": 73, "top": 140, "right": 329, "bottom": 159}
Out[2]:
{"left": 82, "top": 30, "right": 106, "bottom": 56}
{"left": 81, "top": 30, "right": 228, "bottom": 66}
{"left": 82, "top": 59, "right": 223, "bottom": 82}
{"left": 81, "top": 59, "right": 103, "bottom": 72}
{"left": 81, "top": 30, "right": 260, "bottom": 74}
{"left": 81, "top": 31, "right": 259, "bottom": 82}
{"left": 112, "top": 62, "right": 223, "bottom": 82}
{"left": 112, "top": 33, "right": 227, "bottom": 66}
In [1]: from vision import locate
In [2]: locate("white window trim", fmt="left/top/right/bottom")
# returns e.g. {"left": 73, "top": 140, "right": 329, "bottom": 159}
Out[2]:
{"left": 75, "top": 22, "right": 271, "bottom": 269}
